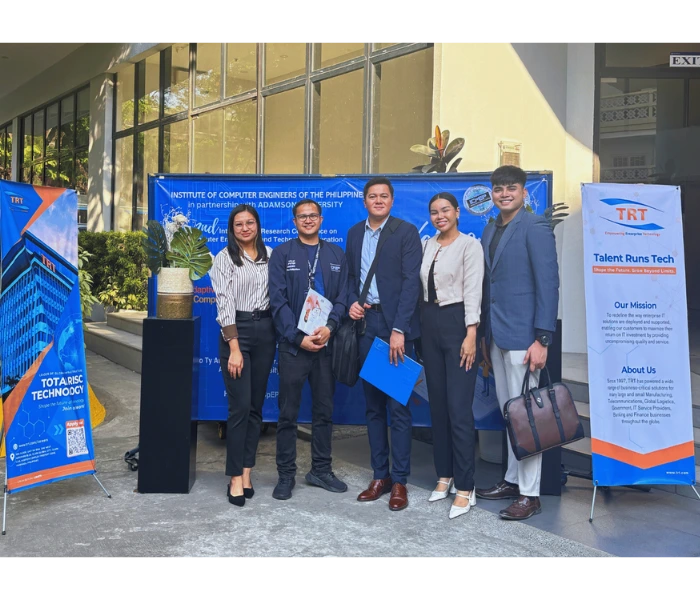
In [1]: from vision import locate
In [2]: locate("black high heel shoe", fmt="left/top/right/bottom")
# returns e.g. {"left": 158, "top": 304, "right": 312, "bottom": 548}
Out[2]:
{"left": 244, "top": 487, "right": 254, "bottom": 499}
{"left": 227, "top": 484, "right": 246, "bottom": 506}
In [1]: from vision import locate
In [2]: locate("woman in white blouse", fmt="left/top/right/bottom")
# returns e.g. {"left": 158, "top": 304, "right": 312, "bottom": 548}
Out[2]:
{"left": 420, "top": 192, "right": 484, "bottom": 520}
{"left": 210, "top": 205, "right": 275, "bottom": 507}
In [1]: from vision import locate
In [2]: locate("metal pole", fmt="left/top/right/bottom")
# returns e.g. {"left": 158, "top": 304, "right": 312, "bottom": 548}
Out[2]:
{"left": 2, "top": 466, "right": 7, "bottom": 535}
{"left": 691, "top": 486, "right": 700, "bottom": 502}
{"left": 92, "top": 472, "right": 112, "bottom": 499}
{"left": 589, "top": 482, "right": 598, "bottom": 523}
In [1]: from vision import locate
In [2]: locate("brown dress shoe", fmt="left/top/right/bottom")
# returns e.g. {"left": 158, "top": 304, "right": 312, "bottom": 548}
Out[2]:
{"left": 499, "top": 495, "right": 541, "bottom": 520}
{"left": 475, "top": 480, "right": 520, "bottom": 500}
{"left": 357, "top": 477, "right": 392, "bottom": 502}
{"left": 388, "top": 483, "right": 408, "bottom": 511}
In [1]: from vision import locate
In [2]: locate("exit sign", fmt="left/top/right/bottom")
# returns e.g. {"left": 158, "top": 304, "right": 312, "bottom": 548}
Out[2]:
{"left": 670, "top": 52, "right": 700, "bottom": 67}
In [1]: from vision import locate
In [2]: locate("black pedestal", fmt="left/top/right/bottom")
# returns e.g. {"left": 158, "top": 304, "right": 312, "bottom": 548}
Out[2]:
{"left": 138, "top": 317, "right": 200, "bottom": 494}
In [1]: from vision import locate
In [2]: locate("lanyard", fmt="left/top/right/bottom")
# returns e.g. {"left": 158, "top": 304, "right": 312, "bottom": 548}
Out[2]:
{"left": 308, "top": 244, "right": 320, "bottom": 291}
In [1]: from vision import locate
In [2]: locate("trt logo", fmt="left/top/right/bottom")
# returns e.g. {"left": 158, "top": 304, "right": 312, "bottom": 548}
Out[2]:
{"left": 600, "top": 198, "right": 664, "bottom": 231}
{"left": 10, "top": 195, "right": 23, "bottom": 205}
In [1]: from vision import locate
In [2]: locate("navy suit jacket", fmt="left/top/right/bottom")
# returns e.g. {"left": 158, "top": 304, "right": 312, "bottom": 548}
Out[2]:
{"left": 480, "top": 208, "right": 559, "bottom": 351}
{"left": 345, "top": 215, "right": 422, "bottom": 340}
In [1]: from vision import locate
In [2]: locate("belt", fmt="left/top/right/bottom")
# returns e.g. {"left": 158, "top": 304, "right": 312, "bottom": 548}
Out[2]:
{"left": 367, "top": 304, "right": 382, "bottom": 313}
{"left": 236, "top": 309, "right": 271, "bottom": 321}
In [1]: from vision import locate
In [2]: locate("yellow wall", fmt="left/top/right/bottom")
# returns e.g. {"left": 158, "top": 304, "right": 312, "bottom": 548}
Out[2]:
{"left": 434, "top": 43, "right": 596, "bottom": 353}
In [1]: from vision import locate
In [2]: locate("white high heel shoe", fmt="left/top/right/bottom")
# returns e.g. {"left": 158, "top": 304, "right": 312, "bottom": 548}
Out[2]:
{"left": 449, "top": 489, "right": 476, "bottom": 519}
{"left": 428, "top": 478, "right": 457, "bottom": 502}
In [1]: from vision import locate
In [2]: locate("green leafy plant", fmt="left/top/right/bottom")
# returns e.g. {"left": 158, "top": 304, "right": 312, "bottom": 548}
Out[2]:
{"left": 411, "top": 125, "right": 465, "bottom": 173}
{"left": 78, "top": 231, "right": 149, "bottom": 311}
{"left": 143, "top": 219, "right": 213, "bottom": 281}
{"left": 78, "top": 247, "right": 99, "bottom": 322}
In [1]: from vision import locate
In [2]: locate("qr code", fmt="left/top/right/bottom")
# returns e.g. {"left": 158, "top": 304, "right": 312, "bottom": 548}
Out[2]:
{"left": 66, "top": 421, "right": 89, "bottom": 458}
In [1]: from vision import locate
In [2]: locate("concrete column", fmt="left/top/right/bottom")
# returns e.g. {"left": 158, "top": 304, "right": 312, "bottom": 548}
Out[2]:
{"left": 88, "top": 73, "right": 114, "bottom": 232}
{"left": 561, "top": 43, "right": 596, "bottom": 353}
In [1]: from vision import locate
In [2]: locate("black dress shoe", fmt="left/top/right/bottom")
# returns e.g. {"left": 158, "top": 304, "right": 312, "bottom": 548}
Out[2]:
{"left": 228, "top": 494, "right": 245, "bottom": 507}
{"left": 244, "top": 487, "right": 254, "bottom": 499}
{"left": 475, "top": 480, "right": 520, "bottom": 500}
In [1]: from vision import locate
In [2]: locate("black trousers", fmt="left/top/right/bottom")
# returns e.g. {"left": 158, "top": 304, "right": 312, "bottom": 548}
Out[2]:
{"left": 421, "top": 302, "right": 478, "bottom": 491}
{"left": 276, "top": 348, "right": 335, "bottom": 477}
{"left": 219, "top": 316, "right": 276, "bottom": 477}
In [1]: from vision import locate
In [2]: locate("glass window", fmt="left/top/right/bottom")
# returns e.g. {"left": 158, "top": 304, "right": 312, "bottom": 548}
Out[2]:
{"left": 165, "top": 44, "right": 190, "bottom": 116}
{"left": 116, "top": 64, "right": 135, "bottom": 130}
{"left": 0, "top": 128, "right": 6, "bottom": 179}
{"left": 373, "top": 47, "right": 433, "bottom": 173}
{"left": 315, "top": 69, "right": 363, "bottom": 174}
{"left": 264, "top": 86, "right": 305, "bottom": 173}
{"left": 226, "top": 44, "right": 257, "bottom": 97}
{"left": 22, "top": 115, "right": 32, "bottom": 169}
{"left": 139, "top": 128, "right": 158, "bottom": 230}
{"left": 599, "top": 78, "right": 684, "bottom": 183}
{"left": 317, "top": 44, "right": 364, "bottom": 69}
{"left": 114, "top": 136, "right": 134, "bottom": 231}
{"left": 76, "top": 88, "right": 89, "bottom": 147}
{"left": 32, "top": 162, "right": 43, "bottom": 185}
{"left": 59, "top": 153, "right": 73, "bottom": 189}
{"left": 689, "top": 80, "right": 700, "bottom": 128}
{"left": 224, "top": 100, "right": 257, "bottom": 174}
{"left": 46, "top": 103, "right": 59, "bottom": 156}
{"left": 193, "top": 108, "right": 223, "bottom": 172}
{"left": 45, "top": 158, "right": 60, "bottom": 187}
{"left": 195, "top": 43, "right": 222, "bottom": 107}
{"left": 163, "top": 119, "right": 189, "bottom": 173}
{"left": 75, "top": 149, "right": 88, "bottom": 195}
{"left": 33, "top": 110, "right": 45, "bottom": 160}
{"left": 60, "top": 96, "right": 74, "bottom": 151}
{"left": 605, "top": 44, "right": 700, "bottom": 68}
{"left": 6, "top": 123, "right": 11, "bottom": 181}
{"left": 265, "top": 44, "right": 306, "bottom": 85}
{"left": 139, "top": 53, "right": 161, "bottom": 124}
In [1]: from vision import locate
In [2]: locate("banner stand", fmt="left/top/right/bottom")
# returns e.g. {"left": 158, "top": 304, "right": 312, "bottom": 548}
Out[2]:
{"left": 589, "top": 482, "right": 700, "bottom": 523}
{"left": 582, "top": 183, "right": 698, "bottom": 523}
{"left": 2, "top": 454, "right": 111, "bottom": 535}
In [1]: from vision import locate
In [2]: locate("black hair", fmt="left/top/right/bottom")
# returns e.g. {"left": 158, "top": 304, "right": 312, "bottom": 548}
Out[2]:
{"left": 363, "top": 176, "right": 394, "bottom": 198}
{"left": 226, "top": 204, "right": 267, "bottom": 267}
{"left": 293, "top": 198, "right": 322, "bottom": 218}
{"left": 429, "top": 192, "right": 460, "bottom": 226}
{"left": 490, "top": 165, "right": 527, "bottom": 188}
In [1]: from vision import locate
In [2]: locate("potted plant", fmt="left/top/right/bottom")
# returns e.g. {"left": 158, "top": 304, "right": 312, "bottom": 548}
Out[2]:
{"left": 143, "top": 214, "right": 213, "bottom": 319}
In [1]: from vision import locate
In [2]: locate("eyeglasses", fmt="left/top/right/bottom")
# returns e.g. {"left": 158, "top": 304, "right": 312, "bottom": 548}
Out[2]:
{"left": 233, "top": 220, "right": 256, "bottom": 229}
{"left": 296, "top": 213, "right": 320, "bottom": 222}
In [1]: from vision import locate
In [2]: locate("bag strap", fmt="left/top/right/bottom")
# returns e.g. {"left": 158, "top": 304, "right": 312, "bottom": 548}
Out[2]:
{"left": 524, "top": 394, "right": 542, "bottom": 453}
{"left": 358, "top": 217, "right": 402, "bottom": 306}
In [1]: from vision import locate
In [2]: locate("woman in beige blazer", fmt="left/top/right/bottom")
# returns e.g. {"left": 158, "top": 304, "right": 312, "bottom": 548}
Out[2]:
{"left": 420, "top": 192, "right": 484, "bottom": 520}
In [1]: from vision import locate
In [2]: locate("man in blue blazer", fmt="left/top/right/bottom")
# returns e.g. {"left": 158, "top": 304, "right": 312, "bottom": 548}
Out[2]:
{"left": 346, "top": 176, "right": 422, "bottom": 511}
{"left": 475, "top": 166, "right": 559, "bottom": 520}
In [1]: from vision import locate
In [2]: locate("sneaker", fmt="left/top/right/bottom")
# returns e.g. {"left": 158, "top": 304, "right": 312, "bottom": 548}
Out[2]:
{"left": 305, "top": 471, "right": 348, "bottom": 493}
{"left": 272, "top": 476, "right": 296, "bottom": 500}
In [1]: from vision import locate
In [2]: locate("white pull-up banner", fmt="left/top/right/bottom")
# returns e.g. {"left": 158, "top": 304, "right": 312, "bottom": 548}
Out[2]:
{"left": 581, "top": 183, "right": 695, "bottom": 486}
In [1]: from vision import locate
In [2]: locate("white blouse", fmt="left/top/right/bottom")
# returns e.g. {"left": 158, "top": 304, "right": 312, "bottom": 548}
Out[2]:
{"left": 420, "top": 232, "right": 484, "bottom": 328}
{"left": 210, "top": 245, "right": 273, "bottom": 341}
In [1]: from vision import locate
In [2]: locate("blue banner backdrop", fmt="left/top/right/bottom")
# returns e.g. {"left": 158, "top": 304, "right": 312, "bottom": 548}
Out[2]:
{"left": 1, "top": 181, "right": 96, "bottom": 493}
{"left": 149, "top": 173, "right": 552, "bottom": 424}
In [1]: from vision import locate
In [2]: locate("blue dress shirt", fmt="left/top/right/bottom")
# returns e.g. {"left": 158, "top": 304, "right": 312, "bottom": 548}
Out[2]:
{"left": 359, "top": 216, "right": 389, "bottom": 305}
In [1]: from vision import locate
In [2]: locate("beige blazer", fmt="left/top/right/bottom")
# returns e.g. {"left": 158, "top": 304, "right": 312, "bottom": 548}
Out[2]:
{"left": 420, "top": 232, "right": 484, "bottom": 328}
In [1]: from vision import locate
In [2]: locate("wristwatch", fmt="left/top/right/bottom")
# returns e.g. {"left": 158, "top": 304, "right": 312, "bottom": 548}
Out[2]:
{"left": 536, "top": 333, "right": 551, "bottom": 347}
{"left": 326, "top": 321, "right": 337, "bottom": 335}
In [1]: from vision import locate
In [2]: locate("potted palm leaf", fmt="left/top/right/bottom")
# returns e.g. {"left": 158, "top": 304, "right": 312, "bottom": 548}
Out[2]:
{"left": 143, "top": 216, "right": 213, "bottom": 319}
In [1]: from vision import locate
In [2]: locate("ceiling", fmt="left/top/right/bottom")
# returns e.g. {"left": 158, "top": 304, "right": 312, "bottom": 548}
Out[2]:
{"left": 0, "top": 43, "right": 84, "bottom": 101}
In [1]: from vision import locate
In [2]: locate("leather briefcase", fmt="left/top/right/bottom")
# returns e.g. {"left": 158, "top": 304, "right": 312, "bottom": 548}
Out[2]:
{"left": 331, "top": 318, "right": 360, "bottom": 387}
{"left": 503, "top": 366, "right": 584, "bottom": 461}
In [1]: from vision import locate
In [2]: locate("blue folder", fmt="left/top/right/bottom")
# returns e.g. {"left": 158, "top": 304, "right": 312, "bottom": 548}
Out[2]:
{"left": 359, "top": 337, "right": 423, "bottom": 406}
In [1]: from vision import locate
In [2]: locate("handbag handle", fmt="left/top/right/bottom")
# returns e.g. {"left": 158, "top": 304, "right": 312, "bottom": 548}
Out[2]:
{"left": 519, "top": 362, "right": 554, "bottom": 397}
